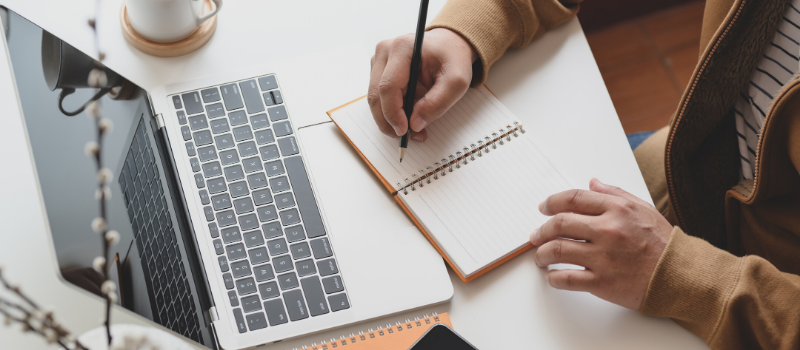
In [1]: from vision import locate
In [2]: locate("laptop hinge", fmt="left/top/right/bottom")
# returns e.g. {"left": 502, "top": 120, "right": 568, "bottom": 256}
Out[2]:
{"left": 209, "top": 306, "right": 219, "bottom": 322}
{"left": 154, "top": 112, "right": 166, "bottom": 129}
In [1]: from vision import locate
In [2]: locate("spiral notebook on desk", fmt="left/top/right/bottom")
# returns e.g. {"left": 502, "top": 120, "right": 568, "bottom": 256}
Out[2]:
{"left": 295, "top": 312, "right": 452, "bottom": 349}
{"left": 328, "top": 86, "right": 574, "bottom": 281}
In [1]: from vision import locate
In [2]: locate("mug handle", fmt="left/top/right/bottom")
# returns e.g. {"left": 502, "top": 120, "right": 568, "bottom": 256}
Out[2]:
{"left": 195, "top": 0, "right": 223, "bottom": 26}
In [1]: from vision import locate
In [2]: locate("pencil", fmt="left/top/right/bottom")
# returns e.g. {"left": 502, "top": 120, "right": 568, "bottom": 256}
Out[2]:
{"left": 399, "top": 0, "right": 430, "bottom": 163}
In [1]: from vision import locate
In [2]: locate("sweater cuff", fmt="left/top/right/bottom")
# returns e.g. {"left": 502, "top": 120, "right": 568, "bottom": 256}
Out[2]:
{"left": 640, "top": 226, "right": 744, "bottom": 341}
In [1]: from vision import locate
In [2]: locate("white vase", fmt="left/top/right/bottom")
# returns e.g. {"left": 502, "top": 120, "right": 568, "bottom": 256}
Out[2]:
{"left": 78, "top": 324, "right": 195, "bottom": 350}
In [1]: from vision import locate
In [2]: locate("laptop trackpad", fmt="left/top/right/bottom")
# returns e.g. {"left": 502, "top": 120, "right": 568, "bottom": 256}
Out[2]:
{"left": 297, "top": 123, "right": 453, "bottom": 318}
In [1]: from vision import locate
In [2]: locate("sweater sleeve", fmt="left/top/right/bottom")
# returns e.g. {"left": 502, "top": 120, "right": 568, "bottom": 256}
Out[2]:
{"left": 427, "top": 0, "right": 581, "bottom": 86}
{"left": 641, "top": 227, "right": 800, "bottom": 350}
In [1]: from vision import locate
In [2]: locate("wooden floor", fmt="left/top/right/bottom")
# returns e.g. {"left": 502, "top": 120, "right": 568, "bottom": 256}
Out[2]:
{"left": 585, "top": 1, "right": 706, "bottom": 134}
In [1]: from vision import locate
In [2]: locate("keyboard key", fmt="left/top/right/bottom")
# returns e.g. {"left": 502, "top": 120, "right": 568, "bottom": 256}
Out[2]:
{"left": 317, "top": 258, "right": 339, "bottom": 277}
{"left": 233, "top": 125, "right": 253, "bottom": 142}
{"left": 223, "top": 273, "right": 235, "bottom": 290}
{"left": 264, "top": 298, "right": 288, "bottom": 326}
{"left": 188, "top": 114, "right": 208, "bottom": 131}
{"left": 322, "top": 275, "right": 344, "bottom": 294}
{"left": 242, "top": 157, "right": 263, "bottom": 173}
{"left": 232, "top": 308, "right": 247, "bottom": 333}
{"left": 221, "top": 83, "right": 244, "bottom": 111}
{"left": 251, "top": 114, "right": 269, "bottom": 130}
{"left": 262, "top": 92, "right": 274, "bottom": 106}
{"left": 201, "top": 87, "right": 220, "bottom": 103}
{"left": 258, "top": 75, "right": 278, "bottom": 91}
{"left": 212, "top": 193, "right": 232, "bottom": 210}
{"left": 253, "top": 188, "right": 273, "bottom": 206}
{"left": 229, "top": 181, "right": 250, "bottom": 198}
{"left": 254, "top": 264, "right": 275, "bottom": 282}
{"left": 285, "top": 225, "right": 305, "bottom": 243}
{"left": 282, "top": 289, "right": 308, "bottom": 321}
{"left": 203, "top": 206, "right": 215, "bottom": 221}
{"left": 216, "top": 210, "right": 237, "bottom": 227}
{"left": 190, "top": 158, "right": 201, "bottom": 172}
{"left": 208, "top": 222, "right": 219, "bottom": 238}
{"left": 181, "top": 126, "right": 192, "bottom": 141}
{"left": 185, "top": 142, "right": 196, "bottom": 156}
{"left": 193, "top": 130, "right": 213, "bottom": 146}
{"left": 238, "top": 141, "right": 258, "bottom": 157}
{"left": 210, "top": 118, "right": 230, "bottom": 134}
{"left": 300, "top": 275, "right": 329, "bottom": 316}
{"left": 218, "top": 256, "right": 229, "bottom": 272}
{"left": 197, "top": 146, "right": 217, "bottom": 162}
{"left": 220, "top": 149, "right": 239, "bottom": 166}
{"left": 273, "top": 121, "right": 293, "bottom": 137}
{"left": 207, "top": 177, "right": 227, "bottom": 194}
{"left": 240, "top": 80, "right": 265, "bottom": 114}
{"left": 275, "top": 193, "right": 295, "bottom": 210}
{"left": 268, "top": 105, "right": 287, "bottom": 121}
{"left": 249, "top": 246, "right": 269, "bottom": 264}
{"left": 262, "top": 222, "right": 283, "bottom": 239}
{"left": 194, "top": 174, "right": 206, "bottom": 189}
{"left": 310, "top": 238, "right": 333, "bottom": 259}
{"left": 231, "top": 260, "right": 252, "bottom": 278}
{"left": 181, "top": 92, "right": 203, "bottom": 115}
{"left": 241, "top": 295, "right": 262, "bottom": 313}
{"left": 267, "top": 238, "right": 288, "bottom": 256}
{"left": 238, "top": 214, "right": 258, "bottom": 232}
{"left": 259, "top": 145, "right": 280, "bottom": 161}
{"left": 227, "top": 243, "right": 247, "bottom": 261}
{"left": 227, "top": 290, "right": 239, "bottom": 307}
{"left": 279, "top": 208, "right": 301, "bottom": 226}
{"left": 202, "top": 161, "right": 223, "bottom": 178}
{"left": 257, "top": 205, "right": 279, "bottom": 222}
{"left": 247, "top": 173, "right": 268, "bottom": 189}
{"left": 328, "top": 293, "right": 349, "bottom": 312}
{"left": 234, "top": 197, "right": 255, "bottom": 214}
{"left": 272, "top": 90, "right": 283, "bottom": 104}
{"left": 221, "top": 226, "right": 242, "bottom": 244}
{"left": 296, "top": 259, "right": 316, "bottom": 277}
{"left": 172, "top": 95, "right": 183, "bottom": 109}
{"left": 272, "top": 255, "right": 293, "bottom": 273}
{"left": 214, "top": 134, "right": 235, "bottom": 150}
{"left": 225, "top": 165, "right": 245, "bottom": 182}
{"left": 285, "top": 156, "right": 327, "bottom": 238}
{"left": 264, "top": 160, "right": 285, "bottom": 177}
{"left": 199, "top": 190, "right": 211, "bottom": 205}
{"left": 277, "top": 136, "right": 299, "bottom": 156}
{"left": 269, "top": 176, "right": 290, "bottom": 193}
{"left": 290, "top": 242, "right": 311, "bottom": 260}
{"left": 213, "top": 239, "right": 224, "bottom": 255}
{"left": 206, "top": 102, "right": 225, "bottom": 119}
{"left": 254, "top": 129, "right": 275, "bottom": 145}
{"left": 277, "top": 272, "right": 299, "bottom": 290}
{"left": 229, "top": 110, "right": 248, "bottom": 126}
{"left": 236, "top": 277, "right": 257, "bottom": 295}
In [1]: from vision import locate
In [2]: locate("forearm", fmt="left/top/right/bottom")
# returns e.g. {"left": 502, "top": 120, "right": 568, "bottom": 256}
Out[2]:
{"left": 427, "top": 0, "right": 581, "bottom": 85}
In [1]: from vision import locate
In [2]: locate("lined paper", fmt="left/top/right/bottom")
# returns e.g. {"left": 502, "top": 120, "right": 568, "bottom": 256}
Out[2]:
{"left": 331, "top": 86, "right": 514, "bottom": 190}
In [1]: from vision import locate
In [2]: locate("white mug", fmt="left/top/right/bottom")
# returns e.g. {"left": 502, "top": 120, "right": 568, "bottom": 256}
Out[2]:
{"left": 126, "top": 0, "right": 223, "bottom": 43}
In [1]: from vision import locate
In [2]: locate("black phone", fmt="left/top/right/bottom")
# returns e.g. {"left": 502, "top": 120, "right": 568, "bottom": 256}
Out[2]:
{"left": 408, "top": 324, "right": 479, "bottom": 350}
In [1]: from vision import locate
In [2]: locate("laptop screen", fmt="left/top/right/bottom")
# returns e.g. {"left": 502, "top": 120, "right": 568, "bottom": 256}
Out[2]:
{"left": 5, "top": 10, "right": 214, "bottom": 347}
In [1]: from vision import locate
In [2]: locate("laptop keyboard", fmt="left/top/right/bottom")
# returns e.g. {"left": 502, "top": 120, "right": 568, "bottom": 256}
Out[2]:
{"left": 171, "top": 75, "right": 349, "bottom": 333}
{"left": 119, "top": 121, "right": 202, "bottom": 343}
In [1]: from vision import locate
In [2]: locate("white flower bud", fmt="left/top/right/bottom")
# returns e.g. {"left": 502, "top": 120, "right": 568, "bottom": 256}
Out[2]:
{"left": 97, "top": 168, "right": 113, "bottom": 184}
{"left": 91, "top": 217, "right": 107, "bottom": 233}
{"left": 84, "top": 141, "right": 99, "bottom": 157}
{"left": 44, "top": 328, "right": 58, "bottom": 343}
{"left": 94, "top": 186, "right": 111, "bottom": 200}
{"left": 98, "top": 118, "right": 113, "bottom": 133}
{"left": 86, "top": 101, "right": 100, "bottom": 119}
{"left": 87, "top": 69, "right": 108, "bottom": 88}
{"left": 101, "top": 280, "right": 116, "bottom": 294}
{"left": 105, "top": 230, "right": 120, "bottom": 245}
{"left": 92, "top": 256, "right": 106, "bottom": 273}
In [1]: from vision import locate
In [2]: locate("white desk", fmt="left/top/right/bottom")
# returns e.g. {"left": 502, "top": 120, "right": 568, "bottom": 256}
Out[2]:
{"left": 0, "top": 0, "right": 707, "bottom": 349}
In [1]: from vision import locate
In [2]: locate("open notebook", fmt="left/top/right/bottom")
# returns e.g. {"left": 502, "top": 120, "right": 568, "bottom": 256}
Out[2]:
{"left": 328, "top": 86, "right": 573, "bottom": 281}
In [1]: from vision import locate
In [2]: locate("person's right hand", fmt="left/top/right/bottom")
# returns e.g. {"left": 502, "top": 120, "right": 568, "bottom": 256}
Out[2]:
{"left": 369, "top": 28, "right": 477, "bottom": 141}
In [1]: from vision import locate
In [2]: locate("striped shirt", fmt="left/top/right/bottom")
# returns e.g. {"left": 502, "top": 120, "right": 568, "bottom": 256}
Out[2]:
{"left": 735, "top": 1, "right": 800, "bottom": 179}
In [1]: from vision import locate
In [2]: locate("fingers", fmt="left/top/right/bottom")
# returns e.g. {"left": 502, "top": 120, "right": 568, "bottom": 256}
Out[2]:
{"left": 408, "top": 71, "right": 470, "bottom": 132}
{"left": 368, "top": 43, "right": 395, "bottom": 137}
{"left": 534, "top": 238, "right": 596, "bottom": 267}
{"left": 539, "top": 189, "right": 616, "bottom": 216}
{"left": 531, "top": 212, "right": 598, "bottom": 246}
{"left": 546, "top": 269, "right": 598, "bottom": 292}
{"left": 378, "top": 35, "right": 415, "bottom": 136}
{"left": 589, "top": 178, "right": 644, "bottom": 204}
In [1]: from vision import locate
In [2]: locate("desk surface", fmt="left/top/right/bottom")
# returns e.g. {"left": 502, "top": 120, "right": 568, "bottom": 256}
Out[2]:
{"left": 0, "top": 0, "right": 707, "bottom": 349}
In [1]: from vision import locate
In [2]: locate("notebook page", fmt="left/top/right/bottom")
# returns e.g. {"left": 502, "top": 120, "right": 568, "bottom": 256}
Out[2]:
{"left": 330, "top": 86, "right": 513, "bottom": 190}
{"left": 400, "top": 135, "right": 573, "bottom": 277}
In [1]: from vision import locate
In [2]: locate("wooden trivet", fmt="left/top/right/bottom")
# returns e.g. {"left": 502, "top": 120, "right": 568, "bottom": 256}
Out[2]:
{"left": 120, "top": 0, "right": 217, "bottom": 57}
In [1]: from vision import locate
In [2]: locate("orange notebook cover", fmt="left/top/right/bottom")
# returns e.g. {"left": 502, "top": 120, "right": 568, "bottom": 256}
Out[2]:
{"left": 295, "top": 312, "right": 452, "bottom": 350}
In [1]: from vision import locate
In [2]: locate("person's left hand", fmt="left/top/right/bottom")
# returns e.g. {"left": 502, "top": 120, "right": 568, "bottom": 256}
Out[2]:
{"left": 530, "top": 178, "right": 673, "bottom": 310}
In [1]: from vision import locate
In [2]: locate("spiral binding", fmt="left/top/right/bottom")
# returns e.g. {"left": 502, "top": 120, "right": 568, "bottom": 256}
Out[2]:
{"left": 290, "top": 312, "right": 442, "bottom": 350}
{"left": 396, "top": 122, "right": 525, "bottom": 195}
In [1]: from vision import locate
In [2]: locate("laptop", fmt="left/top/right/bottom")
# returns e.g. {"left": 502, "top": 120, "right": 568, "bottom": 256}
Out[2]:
{"left": 1, "top": 10, "right": 452, "bottom": 349}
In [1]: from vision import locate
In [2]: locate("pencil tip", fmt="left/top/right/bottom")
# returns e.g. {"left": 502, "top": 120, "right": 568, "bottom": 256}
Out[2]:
{"left": 400, "top": 158, "right": 403, "bottom": 163}
{"left": 399, "top": 147, "right": 406, "bottom": 163}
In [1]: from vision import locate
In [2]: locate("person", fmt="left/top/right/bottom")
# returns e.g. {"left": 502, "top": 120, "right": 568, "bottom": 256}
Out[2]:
{"left": 368, "top": 0, "right": 800, "bottom": 349}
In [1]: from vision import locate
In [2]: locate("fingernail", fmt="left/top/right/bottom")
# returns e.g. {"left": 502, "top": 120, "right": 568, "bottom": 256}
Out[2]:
{"left": 533, "top": 251, "right": 543, "bottom": 268}
{"left": 530, "top": 228, "right": 539, "bottom": 245}
{"left": 393, "top": 126, "right": 404, "bottom": 137}
{"left": 411, "top": 118, "right": 427, "bottom": 132}
{"left": 538, "top": 201, "right": 545, "bottom": 214}
{"left": 411, "top": 134, "right": 425, "bottom": 142}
